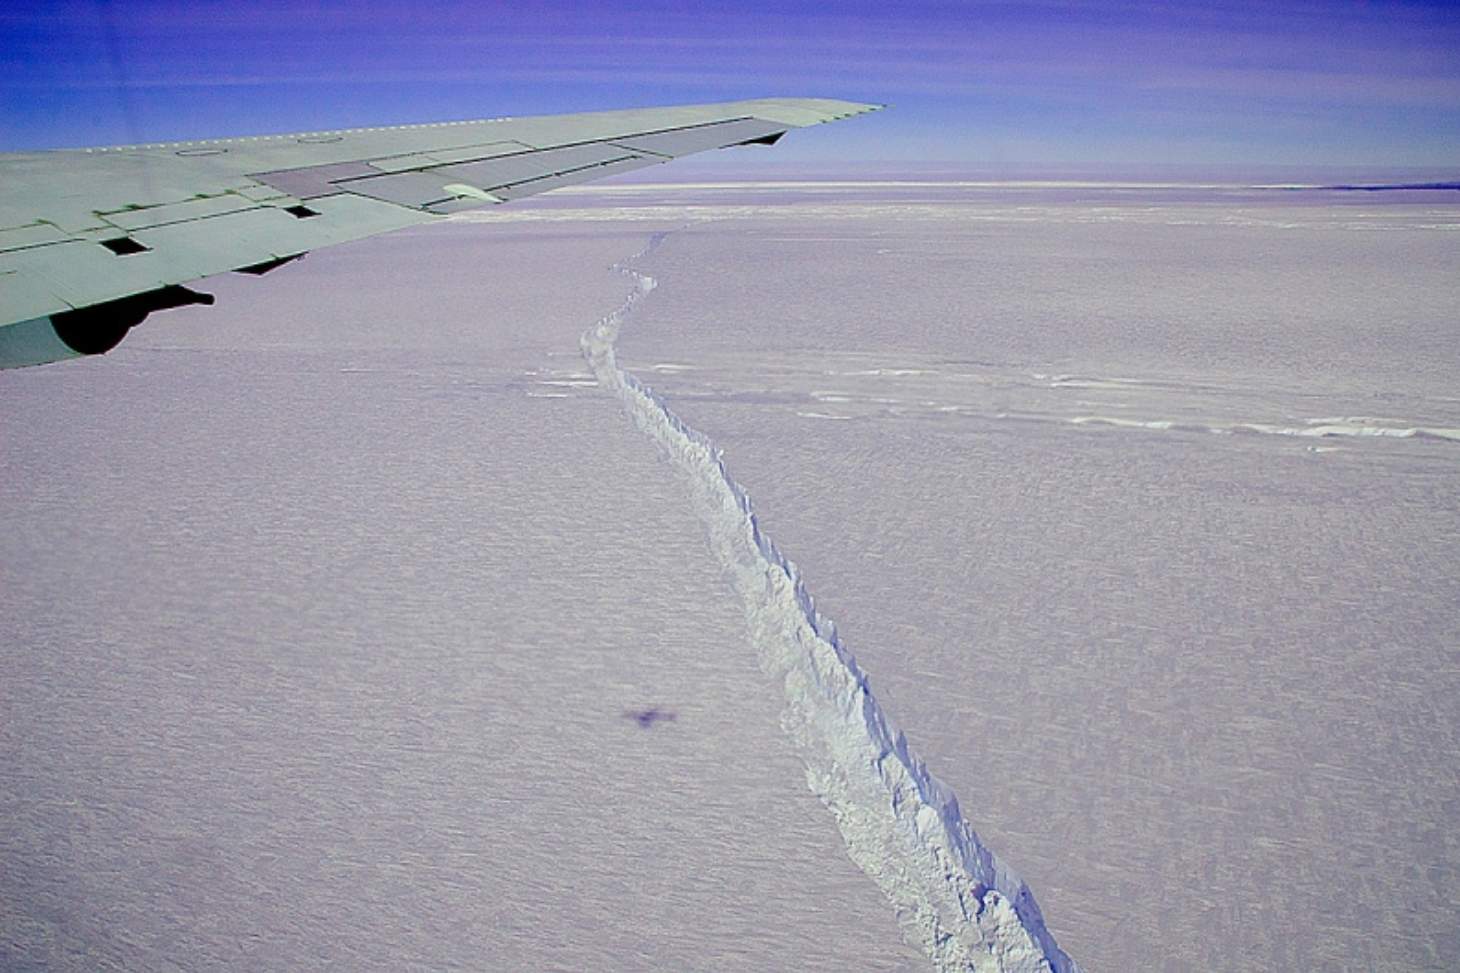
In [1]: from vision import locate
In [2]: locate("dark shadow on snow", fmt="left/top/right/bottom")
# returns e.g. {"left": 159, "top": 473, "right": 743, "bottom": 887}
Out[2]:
{"left": 623, "top": 707, "right": 678, "bottom": 729}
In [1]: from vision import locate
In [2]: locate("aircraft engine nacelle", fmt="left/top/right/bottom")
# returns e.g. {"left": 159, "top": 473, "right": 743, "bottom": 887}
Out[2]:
{"left": 0, "top": 286, "right": 214, "bottom": 369}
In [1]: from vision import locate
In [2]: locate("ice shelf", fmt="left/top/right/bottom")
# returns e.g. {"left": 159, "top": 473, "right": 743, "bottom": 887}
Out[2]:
{"left": 581, "top": 231, "right": 1080, "bottom": 973}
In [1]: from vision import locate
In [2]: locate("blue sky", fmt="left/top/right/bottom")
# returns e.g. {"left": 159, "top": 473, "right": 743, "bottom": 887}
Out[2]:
{"left": 2, "top": 1, "right": 1457, "bottom": 170}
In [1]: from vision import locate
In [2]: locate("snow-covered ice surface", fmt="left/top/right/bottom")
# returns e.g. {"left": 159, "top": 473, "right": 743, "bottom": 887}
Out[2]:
{"left": 581, "top": 235, "right": 1073, "bottom": 971}
{"left": 577, "top": 183, "right": 1460, "bottom": 971}
{"left": 0, "top": 228, "right": 923, "bottom": 970}
{"left": 4, "top": 181, "right": 1458, "bottom": 970}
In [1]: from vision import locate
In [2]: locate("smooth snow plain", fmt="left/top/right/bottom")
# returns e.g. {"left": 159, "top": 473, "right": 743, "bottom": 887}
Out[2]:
{"left": 3, "top": 180, "right": 1458, "bottom": 971}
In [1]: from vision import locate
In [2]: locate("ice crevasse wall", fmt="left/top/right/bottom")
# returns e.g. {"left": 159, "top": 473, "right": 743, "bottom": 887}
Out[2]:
{"left": 579, "top": 231, "right": 1081, "bottom": 973}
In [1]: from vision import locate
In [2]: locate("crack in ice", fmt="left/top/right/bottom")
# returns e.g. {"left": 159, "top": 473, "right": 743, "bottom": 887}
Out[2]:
{"left": 579, "top": 231, "right": 1081, "bottom": 973}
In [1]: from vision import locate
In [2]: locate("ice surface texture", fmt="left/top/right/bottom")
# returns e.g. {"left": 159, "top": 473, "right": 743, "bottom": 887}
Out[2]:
{"left": 0, "top": 229, "right": 929, "bottom": 971}
{"left": 591, "top": 193, "right": 1459, "bottom": 970}
{"left": 581, "top": 231, "right": 1078, "bottom": 973}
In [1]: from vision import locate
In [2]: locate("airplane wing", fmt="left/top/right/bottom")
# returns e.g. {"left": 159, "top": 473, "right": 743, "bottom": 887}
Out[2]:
{"left": 0, "top": 97, "right": 881, "bottom": 368}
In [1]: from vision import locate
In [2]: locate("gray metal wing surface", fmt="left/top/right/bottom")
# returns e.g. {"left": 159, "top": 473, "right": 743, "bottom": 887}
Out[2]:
{"left": 0, "top": 97, "right": 881, "bottom": 367}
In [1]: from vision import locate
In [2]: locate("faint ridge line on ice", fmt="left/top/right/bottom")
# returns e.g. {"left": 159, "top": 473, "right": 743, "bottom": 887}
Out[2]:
{"left": 1071, "top": 414, "right": 1460, "bottom": 443}
{"left": 579, "top": 232, "right": 1080, "bottom": 973}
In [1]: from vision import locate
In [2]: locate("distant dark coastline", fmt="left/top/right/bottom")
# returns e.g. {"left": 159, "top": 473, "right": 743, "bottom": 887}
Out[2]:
{"left": 1320, "top": 182, "right": 1460, "bottom": 192}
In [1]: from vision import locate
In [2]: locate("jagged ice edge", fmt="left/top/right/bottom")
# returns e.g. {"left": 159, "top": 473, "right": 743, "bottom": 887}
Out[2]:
{"left": 580, "top": 232, "right": 1080, "bottom": 973}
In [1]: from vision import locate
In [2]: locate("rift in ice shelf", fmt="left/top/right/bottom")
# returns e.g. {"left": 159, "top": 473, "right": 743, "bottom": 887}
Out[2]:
{"left": 0, "top": 98, "right": 881, "bottom": 370}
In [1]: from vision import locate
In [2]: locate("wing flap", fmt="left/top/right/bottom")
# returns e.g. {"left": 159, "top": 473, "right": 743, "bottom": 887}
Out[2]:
{"left": 0, "top": 223, "right": 73, "bottom": 254}
{"left": 439, "top": 142, "right": 637, "bottom": 185}
{"left": 249, "top": 119, "right": 791, "bottom": 215}
{"left": 251, "top": 141, "right": 654, "bottom": 212}
{"left": 132, "top": 210, "right": 309, "bottom": 280}
{"left": 3, "top": 242, "right": 173, "bottom": 310}
{"left": 0, "top": 195, "right": 429, "bottom": 315}
{"left": 367, "top": 141, "right": 533, "bottom": 172}
{"left": 332, "top": 170, "right": 466, "bottom": 209}
{"left": 481, "top": 156, "right": 663, "bottom": 205}
{"left": 612, "top": 118, "right": 788, "bottom": 158}
{"left": 338, "top": 142, "right": 647, "bottom": 210}
{"left": 0, "top": 267, "right": 71, "bottom": 322}
{"left": 128, "top": 196, "right": 428, "bottom": 274}
{"left": 251, "top": 161, "right": 379, "bottom": 200}
{"left": 103, "top": 194, "right": 260, "bottom": 233}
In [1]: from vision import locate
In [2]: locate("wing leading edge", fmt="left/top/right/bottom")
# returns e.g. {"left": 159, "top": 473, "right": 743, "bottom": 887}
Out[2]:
{"left": 0, "top": 97, "right": 881, "bottom": 368}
